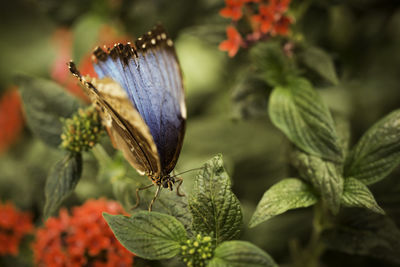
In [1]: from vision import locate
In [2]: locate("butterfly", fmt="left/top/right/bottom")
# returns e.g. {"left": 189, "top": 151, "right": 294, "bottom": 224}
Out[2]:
{"left": 68, "top": 25, "right": 186, "bottom": 211}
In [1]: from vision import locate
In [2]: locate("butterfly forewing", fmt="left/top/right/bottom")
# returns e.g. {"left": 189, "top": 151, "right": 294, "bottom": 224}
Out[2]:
{"left": 68, "top": 64, "right": 161, "bottom": 177}
{"left": 92, "top": 25, "right": 186, "bottom": 176}
{"left": 69, "top": 25, "right": 186, "bottom": 181}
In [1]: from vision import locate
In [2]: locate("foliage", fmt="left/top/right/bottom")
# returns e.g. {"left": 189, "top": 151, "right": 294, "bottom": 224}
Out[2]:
{"left": 105, "top": 155, "right": 276, "bottom": 266}
{"left": 43, "top": 153, "right": 83, "bottom": 219}
{"left": 2, "top": 0, "right": 400, "bottom": 266}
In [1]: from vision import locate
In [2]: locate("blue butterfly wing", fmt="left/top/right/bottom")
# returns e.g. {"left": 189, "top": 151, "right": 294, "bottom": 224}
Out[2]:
{"left": 93, "top": 26, "right": 186, "bottom": 175}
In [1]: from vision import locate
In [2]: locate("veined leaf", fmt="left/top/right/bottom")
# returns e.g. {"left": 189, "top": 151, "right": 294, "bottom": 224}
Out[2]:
{"left": 322, "top": 209, "right": 400, "bottom": 264}
{"left": 16, "top": 74, "right": 80, "bottom": 147}
{"left": 345, "top": 109, "right": 400, "bottom": 185}
{"left": 103, "top": 211, "right": 187, "bottom": 260}
{"left": 249, "top": 178, "right": 318, "bottom": 228}
{"left": 300, "top": 46, "right": 339, "bottom": 85}
{"left": 250, "top": 41, "right": 296, "bottom": 87}
{"left": 341, "top": 178, "right": 384, "bottom": 214}
{"left": 189, "top": 155, "right": 243, "bottom": 244}
{"left": 269, "top": 77, "right": 342, "bottom": 162}
{"left": 292, "top": 151, "right": 344, "bottom": 214}
{"left": 208, "top": 241, "right": 278, "bottom": 267}
{"left": 106, "top": 152, "right": 192, "bottom": 230}
{"left": 44, "top": 153, "right": 82, "bottom": 218}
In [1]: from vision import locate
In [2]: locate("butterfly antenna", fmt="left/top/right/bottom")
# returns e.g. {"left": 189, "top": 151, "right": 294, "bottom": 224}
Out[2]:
{"left": 171, "top": 167, "right": 204, "bottom": 178}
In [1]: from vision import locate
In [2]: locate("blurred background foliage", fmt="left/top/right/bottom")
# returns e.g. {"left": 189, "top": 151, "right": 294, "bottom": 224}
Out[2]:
{"left": 1, "top": 0, "right": 400, "bottom": 266}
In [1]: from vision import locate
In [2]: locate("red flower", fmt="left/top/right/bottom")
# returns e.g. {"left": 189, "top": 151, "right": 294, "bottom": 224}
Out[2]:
{"left": 251, "top": 0, "right": 292, "bottom": 35}
{"left": 219, "top": 26, "right": 243, "bottom": 57}
{"left": 273, "top": 15, "right": 292, "bottom": 36}
{"left": 219, "top": 0, "right": 293, "bottom": 56}
{"left": 219, "top": 0, "right": 244, "bottom": 21}
{"left": 33, "top": 198, "right": 134, "bottom": 267}
{"left": 0, "top": 202, "right": 33, "bottom": 256}
{"left": 0, "top": 89, "right": 24, "bottom": 154}
{"left": 252, "top": 4, "right": 275, "bottom": 34}
{"left": 269, "top": 0, "right": 290, "bottom": 14}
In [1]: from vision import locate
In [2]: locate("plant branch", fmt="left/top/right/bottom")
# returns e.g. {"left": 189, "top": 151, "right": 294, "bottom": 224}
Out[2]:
{"left": 291, "top": 202, "right": 331, "bottom": 267}
{"left": 91, "top": 144, "right": 112, "bottom": 167}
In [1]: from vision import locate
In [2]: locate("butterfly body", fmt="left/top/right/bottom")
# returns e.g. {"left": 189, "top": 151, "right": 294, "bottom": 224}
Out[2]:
{"left": 69, "top": 25, "right": 186, "bottom": 209}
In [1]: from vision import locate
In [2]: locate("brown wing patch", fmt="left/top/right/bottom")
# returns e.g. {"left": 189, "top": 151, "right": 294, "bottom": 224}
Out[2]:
{"left": 68, "top": 61, "right": 161, "bottom": 178}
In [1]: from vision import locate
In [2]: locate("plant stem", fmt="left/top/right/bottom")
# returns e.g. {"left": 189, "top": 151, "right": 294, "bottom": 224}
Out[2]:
{"left": 91, "top": 144, "right": 112, "bottom": 166}
{"left": 291, "top": 202, "right": 329, "bottom": 267}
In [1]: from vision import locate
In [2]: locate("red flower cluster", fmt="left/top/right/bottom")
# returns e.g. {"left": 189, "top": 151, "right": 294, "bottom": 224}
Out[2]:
{"left": 0, "top": 88, "right": 24, "bottom": 154}
{"left": 0, "top": 202, "right": 33, "bottom": 256}
{"left": 51, "top": 25, "right": 130, "bottom": 102}
{"left": 33, "top": 199, "right": 134, "bottom": 267}
{"left": 219, "top": 0, "right": 293, "bottom": 57}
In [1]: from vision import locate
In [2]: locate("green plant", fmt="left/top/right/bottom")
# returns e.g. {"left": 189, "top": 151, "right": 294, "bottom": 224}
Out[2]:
{"left": 247, "top": 45, "right": 400, "bottom": 265}
{"left": 105, "top": 155, "right": 277, "bottom": 267}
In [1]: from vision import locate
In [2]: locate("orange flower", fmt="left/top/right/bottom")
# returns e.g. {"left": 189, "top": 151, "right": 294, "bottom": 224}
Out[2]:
{"left": 219, "top": 26, "right": 243, "bottom": 57}
{"left": 33, "top": 198, "right": 134, "bottom": 267}
{"left": 219, "top": 0, "right": 244, "bottom": 21}
{"left": 219, "top": 0, "right": 293, "bottom": 56}
{"left": 269, "top": 0, "right": 291, "bottom": 14}
{"left": 252, "top": 4, "right": 275, "bottom": 34}
{"left": 0, "top": 88, "right": 24, "bottom": 154}
{"left": 0, "top": 202, "right": 33, "bottom": 256}
{"left": 252, "top": 0, "right": 292, "bottom": 35}
{"left": 273, "top": 15, "right": 292, "bottom": 36}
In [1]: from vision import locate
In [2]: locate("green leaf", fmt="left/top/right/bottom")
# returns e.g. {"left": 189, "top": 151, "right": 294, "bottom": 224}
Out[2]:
{"left": 249, "top": 178, "right": 317, "bottom": 227}
{"left": 16, "top": 74, "right": 80, "bottom": 147}
{"left": 104, "top": 151, "right": 192, "bottom": 229}
{"left": 292, "top": 151, "right": 344, "bottom": 214}
{"left": 112, "top": 176, "right": 193, "bottom": 230}
{"left": 44, "top": 153, "right": 82, "bottom": 218}
{"left": 250, "top": 41, "right": 295, "bottom": 87}
{"left": 103, "top": 211, "right": 187, "bottom": 260}
{"left": 341, "top": 178, "right": 384, "bottom": 214}
{"left": 299, "top": 46, "right": 339, "bottom": 85}
{"left": 231, "top": 69, "right": 270, "bottom": 120}
{"left": 208, "top": 241, "right": 278, "bottom": 267}
{"left": 269, "top": 77, "right": 343, "bottom": 162}
{"left": 322, "top": 209, "right": 400, "bottom": 264}
{"left": 189, "top": 155, "right": 243, "bottom": 244}
{"left": 345, "top": 109, "right": 400, "bottom": 185}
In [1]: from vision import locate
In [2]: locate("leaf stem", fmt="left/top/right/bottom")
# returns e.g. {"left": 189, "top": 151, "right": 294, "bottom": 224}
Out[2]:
{"left": 92, "top": 144, "right": 112, "bottom": 167}
{"left": 291, "top": 202, "right": 330, "bottom": 267}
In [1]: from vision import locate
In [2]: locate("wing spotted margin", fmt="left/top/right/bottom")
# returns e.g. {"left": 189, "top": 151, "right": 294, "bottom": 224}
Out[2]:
{"left": 68, "top": 62, "right": 161, "bottom": 177}
{"left": 92, "top": 25, "right": 186, "bottom": 175}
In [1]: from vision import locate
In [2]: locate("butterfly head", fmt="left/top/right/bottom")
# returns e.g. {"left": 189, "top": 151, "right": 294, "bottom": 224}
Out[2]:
{"left": 153, "top": 175, "right": 175, "bottom": 191}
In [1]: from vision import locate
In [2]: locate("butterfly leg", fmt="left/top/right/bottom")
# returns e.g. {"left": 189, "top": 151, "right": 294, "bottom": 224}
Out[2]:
{"left": 175, "top": 177, "right": 185, "bottom": 197}
{"left": 149, "top": 185, "right": 162, "bottom": 212}
{"left": 132, "top": 183, "right": 154, "bottom": 210}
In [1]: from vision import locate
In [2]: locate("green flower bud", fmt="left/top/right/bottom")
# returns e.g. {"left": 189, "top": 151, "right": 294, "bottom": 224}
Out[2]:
{"left": 60, "top": 106, "right": 103, "bottom": 153}
{"left": 180, "top": 233, "right": 214, "bottom": 267}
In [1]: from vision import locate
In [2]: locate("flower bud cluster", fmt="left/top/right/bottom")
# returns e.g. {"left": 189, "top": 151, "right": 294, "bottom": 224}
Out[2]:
{"left": 180, "top": 234, "right": 214, "bottom": 267}
{"left": 61, "top": 106, "right": 103, "bottom": 152}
